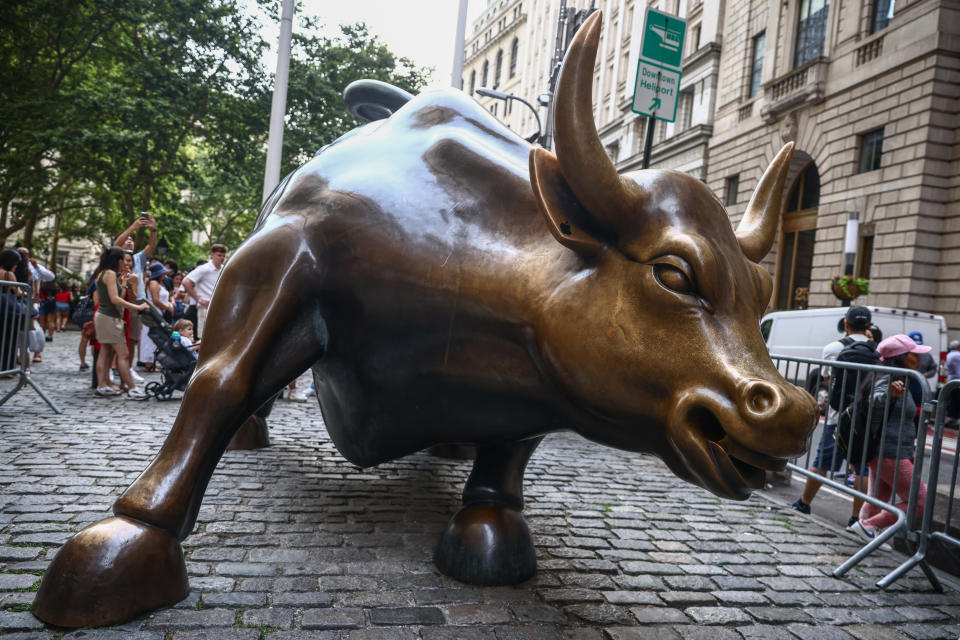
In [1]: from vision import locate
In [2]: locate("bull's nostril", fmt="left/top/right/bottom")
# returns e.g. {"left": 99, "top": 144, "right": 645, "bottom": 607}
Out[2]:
{"left": 745, "top": 381, "right": 778, "bottom": 416}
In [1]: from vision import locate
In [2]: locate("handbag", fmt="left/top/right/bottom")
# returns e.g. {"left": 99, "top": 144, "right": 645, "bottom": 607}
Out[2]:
{"left": 71, "top": 295, "right": 95, "bottom": 327}
{"left": 28, "top": 320, "right": 45, "bottom": 353}
{"left": 81, "top": 319, "right": 97, "bottom": 341}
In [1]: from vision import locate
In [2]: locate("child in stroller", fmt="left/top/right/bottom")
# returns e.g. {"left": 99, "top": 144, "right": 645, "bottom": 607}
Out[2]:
{"left": 139, "top": 302, "right": 196, "bottom": 401}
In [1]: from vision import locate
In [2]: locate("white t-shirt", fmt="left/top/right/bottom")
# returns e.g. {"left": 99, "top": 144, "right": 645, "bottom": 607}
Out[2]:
{"left": 184, "top": 262, "right": 222, "bottom": 302}
{"left": 28, "top": 262, "right": 56, "bottom": 283}
{"left": 823, "top": 333, "right": 869, "bottom": 425}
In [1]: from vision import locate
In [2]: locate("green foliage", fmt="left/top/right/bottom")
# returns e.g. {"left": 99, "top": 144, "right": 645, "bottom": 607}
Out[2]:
{"left": 831, "top": 274, "right": 872, "bottom": 299}
{"left": 1, "top": 1, "right": 429, "bottom": 272}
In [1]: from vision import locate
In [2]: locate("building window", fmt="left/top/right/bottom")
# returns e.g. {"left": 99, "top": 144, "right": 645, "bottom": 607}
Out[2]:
{"left": 494, "top": 49, "right": 503, "bottom": 88}
{"left": 856, "top": 233, "right": 874, "bottom": 280}
{"left": 858, "top": 128, "right": 884, "bottom": 173}
{"left": 56, "top": 250, "right": 69, "bottom": 268}
{"left": 605, "top": 142, "right": 619, "bottom": 163}
{"left": 676, "top": 90, "right": 693, "bottom": 133}
{"left": 787, "top": 162, "right": 820, "bottom": 211}
{"left": 481, "top": 60, "right": 489, "bottom": 87}
{"left": 689, "top": 24, "right": 701, "bottom": 56}
{"left": 509, "top": 38, "right": 518, "bottom": 78}
{"left": 776, "top": 163, "right": 820, "bottom": 310}
{"left": 871, "top": 0, "right": 895, "bottom": 33}
{"left": 749, "top": 32, "right": 765, "bottom": 98}
{"left": 469, "top": 70, "right": 476, "bottom": 94}
{"left": 725, "top": 175, "right": 739, "bottom": 206}
{"left": 794, "top": 0, "right": 829, "bottom": 68}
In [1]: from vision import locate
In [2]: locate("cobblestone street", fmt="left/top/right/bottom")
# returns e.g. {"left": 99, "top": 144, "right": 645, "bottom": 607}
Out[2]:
{"left": 2, "top": 335, "right": 960, "bottom": 639}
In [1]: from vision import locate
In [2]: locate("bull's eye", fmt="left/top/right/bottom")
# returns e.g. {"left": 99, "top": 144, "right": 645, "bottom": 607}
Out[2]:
{"left": 653, "top": 263, "right": 695, "bottom": 296}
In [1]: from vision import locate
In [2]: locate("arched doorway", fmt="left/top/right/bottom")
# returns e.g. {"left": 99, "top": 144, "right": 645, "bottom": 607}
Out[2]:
{"left": 775, "top": 159, "right": 819, "bottom": 310}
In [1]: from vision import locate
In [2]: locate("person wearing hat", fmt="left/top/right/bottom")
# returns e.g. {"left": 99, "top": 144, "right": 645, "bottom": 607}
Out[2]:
{"left": 139, "top": 262, "right": 173, "bottom": 372}
{"left": 791, "top": 305, "right": 872, "bottom": 524}
{"left": 847, "top": 334, "right": 930, "bottom": 543}
{"left": 946, "top": 339, "right": 960, "bottom": 428}
{"left": 906, "top": 331, "right": 938, "bottom": 396}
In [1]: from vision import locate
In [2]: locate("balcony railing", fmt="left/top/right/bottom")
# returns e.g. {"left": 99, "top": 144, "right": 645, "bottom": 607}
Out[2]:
{"left": 760, "top": 58, "right": 828, "bottom": 123}
{"left": 855, "top": 35, "right": 884, "bottom": 66}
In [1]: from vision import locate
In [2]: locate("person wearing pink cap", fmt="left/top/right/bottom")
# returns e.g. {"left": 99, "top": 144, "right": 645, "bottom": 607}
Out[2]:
{"left": 847, "top": 334, "right": 929, "bottom": 542}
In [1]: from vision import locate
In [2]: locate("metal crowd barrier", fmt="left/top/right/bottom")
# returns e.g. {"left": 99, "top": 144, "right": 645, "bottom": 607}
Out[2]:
{"left": 898, "top": 378, "right": 960, "bottom": 589}
{"left": 0, "top": 280, "right": 61, "bottom": 413}
{"left": 770, "top": 353, "right": 949, "bottom": 590}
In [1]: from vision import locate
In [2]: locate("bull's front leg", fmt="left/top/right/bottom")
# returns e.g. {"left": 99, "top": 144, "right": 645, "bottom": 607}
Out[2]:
{"left": 434, "top": 436, "right": 542, "bottom": 585}
{"left": 33, "top": 230, "right": 327, "bottom": 628}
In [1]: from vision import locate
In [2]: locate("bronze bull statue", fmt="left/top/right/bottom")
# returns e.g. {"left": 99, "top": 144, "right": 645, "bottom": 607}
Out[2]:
{"left": 34, "top": 12, "right": 816, "bottom": 627}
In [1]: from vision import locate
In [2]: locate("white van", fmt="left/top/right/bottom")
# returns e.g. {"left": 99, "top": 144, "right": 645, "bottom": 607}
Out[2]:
{"left": 761, "top": 306, "right": 948, "bottom": 392}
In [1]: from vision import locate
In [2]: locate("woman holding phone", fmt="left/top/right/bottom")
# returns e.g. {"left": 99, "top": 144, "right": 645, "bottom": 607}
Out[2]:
{"left": 92, "top": 247, "right": 149, "bottom": 399}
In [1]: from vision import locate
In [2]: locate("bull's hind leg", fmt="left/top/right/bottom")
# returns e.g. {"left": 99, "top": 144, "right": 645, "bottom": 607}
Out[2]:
{"left": 228, "top": 393, "right": 279, "bottom": 450}
{"left": 434, "top": 436, "right": 543, "bottom": 585}
{"left": 34, "top": 227, "right": 327, "bottom": 628}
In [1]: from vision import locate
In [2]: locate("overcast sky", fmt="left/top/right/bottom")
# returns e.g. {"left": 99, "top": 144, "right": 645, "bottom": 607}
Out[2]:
{"left": 260, "top": 0, "right": 487, "bottom": 88}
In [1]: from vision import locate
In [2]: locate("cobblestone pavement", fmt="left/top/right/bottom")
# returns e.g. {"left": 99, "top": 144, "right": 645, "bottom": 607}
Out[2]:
{"left": 2, "top": 335, "right": 960, "bottom": 639}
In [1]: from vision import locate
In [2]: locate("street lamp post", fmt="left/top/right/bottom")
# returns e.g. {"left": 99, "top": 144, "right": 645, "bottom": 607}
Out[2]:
{"left": 475, "top": 87, "right": 542, "bottom": 145}
{"left": 842, "top": 210, "right": 860, "bottom": 308}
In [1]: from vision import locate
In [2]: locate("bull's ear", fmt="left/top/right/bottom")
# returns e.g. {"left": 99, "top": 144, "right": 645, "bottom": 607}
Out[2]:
{"left": 529, "top": 148, "right": 605, "bottom": 255}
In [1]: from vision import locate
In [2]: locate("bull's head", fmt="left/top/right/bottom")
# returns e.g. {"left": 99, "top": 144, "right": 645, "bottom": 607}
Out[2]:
{"left": 529, "top": 12, "right": 817, "bottom": 500}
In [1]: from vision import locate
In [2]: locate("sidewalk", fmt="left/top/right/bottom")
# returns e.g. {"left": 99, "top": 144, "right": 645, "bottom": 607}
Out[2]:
{"left": 2, "top": 335, "right": 960, "bottom": 639}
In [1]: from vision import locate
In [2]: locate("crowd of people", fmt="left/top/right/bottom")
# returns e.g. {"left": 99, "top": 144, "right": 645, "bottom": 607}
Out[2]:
{"left": 0, "top": 215, "right": 269, "bottom": 400}
{"left": 81, "top": 216, "right": 232, "bottom": 399}
{"left": 790, "top": 305, "right": 941, "bottom": 547}
{"left": 1, "top": 215, "right": 317, "bottom": 402}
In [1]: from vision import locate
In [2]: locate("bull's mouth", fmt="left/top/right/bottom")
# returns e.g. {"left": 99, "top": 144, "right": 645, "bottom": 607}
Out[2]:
{"left": 676, "top": 406, "right": 788, "bottom": 500}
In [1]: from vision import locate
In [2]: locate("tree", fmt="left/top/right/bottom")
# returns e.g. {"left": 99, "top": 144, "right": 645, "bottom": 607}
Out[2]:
{"left": 177, "top": 19, "right": 430, "bottom": 262}
{"left": 1, "top": 2, "right": 430, "bottom": 272}
{"left": 0, "top": 0, "right": 134, "bottom": 249}
{"left": 281, "top": 21, "right": 430, "bottom": 176}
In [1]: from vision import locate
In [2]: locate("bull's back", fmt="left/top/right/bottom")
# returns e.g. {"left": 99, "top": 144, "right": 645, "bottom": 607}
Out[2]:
{"left": 256, "top": 90, "right": 564, "bottom": 465}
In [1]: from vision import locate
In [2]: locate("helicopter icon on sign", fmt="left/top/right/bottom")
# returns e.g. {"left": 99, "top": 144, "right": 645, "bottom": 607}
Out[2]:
{"left": 650, "top": 25, "right": 682, "bottom": 52}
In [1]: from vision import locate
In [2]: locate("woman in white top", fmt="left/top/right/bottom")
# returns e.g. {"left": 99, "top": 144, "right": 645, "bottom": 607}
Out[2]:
{"left": 140, "top": 263, "right": 173, "bottom": 371}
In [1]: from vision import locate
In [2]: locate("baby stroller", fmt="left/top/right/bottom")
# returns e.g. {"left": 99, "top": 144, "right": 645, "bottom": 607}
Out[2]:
{"left": 139, "top": 303, "right": 196, "bottom": 401}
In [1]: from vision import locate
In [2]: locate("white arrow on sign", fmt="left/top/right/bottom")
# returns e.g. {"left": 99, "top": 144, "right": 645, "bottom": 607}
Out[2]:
{"left": 631, "top": 62, "right": 681, "bottom": 123}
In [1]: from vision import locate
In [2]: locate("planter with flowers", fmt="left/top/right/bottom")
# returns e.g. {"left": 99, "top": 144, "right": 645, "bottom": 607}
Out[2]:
{"left": 831, "top": 275, "right": 872, "bottom": 301}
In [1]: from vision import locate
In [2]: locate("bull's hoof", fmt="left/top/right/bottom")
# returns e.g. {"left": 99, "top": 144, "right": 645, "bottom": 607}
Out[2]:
{"left": 33, "top": 516, "right": 188, "bottom": 628}
{"left": 227, "top": 414, "right": 271, "bottom": 450}
{"left": 434, "top": 503, "right": 536, "bottom": 585}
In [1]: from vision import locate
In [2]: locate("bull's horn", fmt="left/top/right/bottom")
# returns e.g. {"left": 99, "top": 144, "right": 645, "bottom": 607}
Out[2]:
{"left": 736, "top": 142, "right": 794, "bottom": 263}
{"left": 552, "top": 11, "right": 634, "bottom": 235}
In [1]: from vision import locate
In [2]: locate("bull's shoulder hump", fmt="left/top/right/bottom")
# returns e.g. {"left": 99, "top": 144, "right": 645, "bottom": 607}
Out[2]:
{"left": 252, "top": 89, "right": 534, "bottom": 234}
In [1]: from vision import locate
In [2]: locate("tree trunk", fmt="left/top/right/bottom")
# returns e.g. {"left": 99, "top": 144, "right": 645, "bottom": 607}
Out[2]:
{"left": 22, "top": 211, "right": 37, "bottom": 251}
{"left": 49, "top": 210, "right": 63, "bottom": 271}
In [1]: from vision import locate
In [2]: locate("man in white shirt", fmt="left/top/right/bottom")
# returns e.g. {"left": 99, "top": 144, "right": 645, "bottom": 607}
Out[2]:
{"left": 182, "top": 244, "right": 227, "bottom": 341}
{"left": 16, "top": 247, "right": 55, "bottom": 299}
{"left": 791, "top": 305, "right": 872, "bottom": 526}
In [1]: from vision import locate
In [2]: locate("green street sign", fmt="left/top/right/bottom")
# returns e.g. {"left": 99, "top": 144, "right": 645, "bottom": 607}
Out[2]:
{"left": 641, "top": 8, "right": 686, "bottom": 69}
{"left": 632, "top": 62, "right": 680, "bottom": 122}
{"left": 632, "top": 7, "right": 687, "bottom": 122}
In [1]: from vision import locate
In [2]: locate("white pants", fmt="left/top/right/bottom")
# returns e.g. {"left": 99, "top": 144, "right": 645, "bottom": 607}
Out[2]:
{"left": 198, "top": 305, "right": 208, "bottom": 340}
{"left": 140, "top": 324, "right": 157, "bottom": 363}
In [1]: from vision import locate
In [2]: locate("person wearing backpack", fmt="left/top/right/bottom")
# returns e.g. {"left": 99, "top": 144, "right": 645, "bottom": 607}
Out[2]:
{"left": 791, "top": 306, "right": 873, "bottom": 525}
{"left": 847, "top": 334, "right": 930, "bottom": 542}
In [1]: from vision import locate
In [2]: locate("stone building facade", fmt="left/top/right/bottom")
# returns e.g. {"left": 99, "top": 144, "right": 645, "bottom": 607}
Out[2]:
{"left": 463, "top": 0, "right": 530, "bottom": 135}
{"left": 509, "top": 0, "right": 723, "bottom": 179}
{"left": 463, "top": 0, "right": 958, "bottom": 333}
{"left": 707, "top": 0, "right": 958, "bottom": 332}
